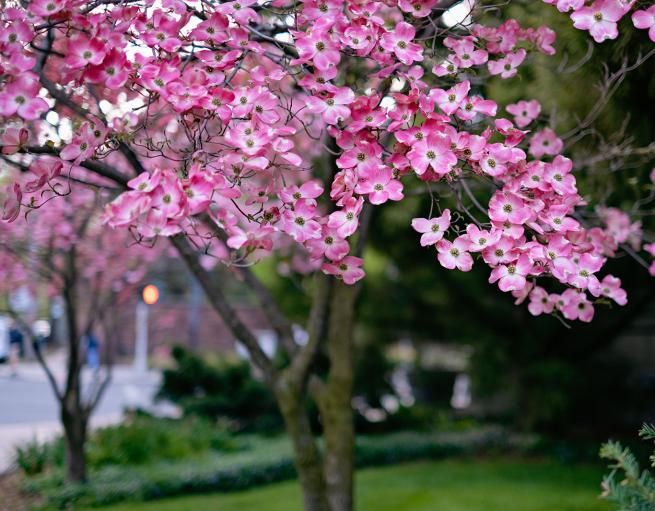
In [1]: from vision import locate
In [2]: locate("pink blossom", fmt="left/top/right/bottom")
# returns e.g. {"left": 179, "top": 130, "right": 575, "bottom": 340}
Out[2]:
{"left": 398, "top": 0, "right": 436, "bottom": 17}
{"left": 0, "top": 75, "right": 48, "bottom": 121}
{"left": 488, "top": 192, "right": 532, "bottom": 225}
{"left": 466, "top": 224, "right": 501, "bottom": 252}
{"left": 227, "top": 225, "right": 275, "bottom": 252}
{"left": 279, "top": 180, "right": 324, "bottom": 205}
{"left": 544, "top": 156, "right": 577, "bottom": 195}
{"left": 567, "top": 252, "right": 603, "bottom": 294}
{"left": 407, "top": 133, "right": 458, "bottom": 177}
{"left": 488, "top": 49, "right": 526, "bottom": 79}
{"left": 65, "top": 36, "right": 107, "bottom": 69}
{"left": 322, "top": 256, "right": 365, "bottom": 284}
{"left": 559, "top": 289, "right": 594, "bottom": 322}
{"left": 632, "top": 5, "right": 655, "bottom": 42}
{"left": 489, "top": 254, "right": 534, "bottom": 292}
{"left": 380, "top": 22, "right": 423, "bottom": 66}
{"left": 506, "top": 99, "right": 541, "bottom": 128}
{"left": 527, "top": 286, "right": 556, "bottom": 316}
{"left": 437, "top": 236, "right": 474, "bottom": 272}
{"left": 456, "top": 96, "right": 498, "bottom": 121}
{"left": 328, "top": 197, "right": 363, "bottom": 238}
{"left": 529, "top": 128, "right": 564, "bottom": 158}
{"left": 1, "top": 127, "right": 28, "bottom": 155}
{"left": 307, "top": 226, "right": 350, "bottom": 261}
{"left": 599, "top": 275, "right": 627, "bottom": 305}
{"left": 355, "top": 165, "right": 404, "bottom": 205}
{"left": 542, "top": 0, "right": 584, "bottom": 13}
{"left": 305, "top": 88, "right": 355, "bottom": 125}
{"left": 411, "top": 209, "right": 451, "bottom": 247}
{"left": 429, "top": 81, "right": 470, "bottom": 116}
{"left": 281, "top": 200, "right": 322, "bottom": 242}
{"left": 570, "top": 0, "right": 626, "bottom": 42}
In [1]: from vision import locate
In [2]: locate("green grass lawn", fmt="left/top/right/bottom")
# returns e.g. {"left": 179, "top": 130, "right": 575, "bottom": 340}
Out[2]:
{"left": 81, "top": 459, "right": 611, "bottom": 511}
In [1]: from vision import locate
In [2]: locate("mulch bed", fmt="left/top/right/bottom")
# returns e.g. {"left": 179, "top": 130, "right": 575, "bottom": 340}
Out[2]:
{"left": 0, "top": 472, "right": 43, "bottom": 511}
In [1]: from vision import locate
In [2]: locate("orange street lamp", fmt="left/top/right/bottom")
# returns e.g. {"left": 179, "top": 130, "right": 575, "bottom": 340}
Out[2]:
{"left": 142, "top": 284, "right": 159, "bottom": 305}
{"left": 134, "top": 284, "right": 159, "bottom": 374}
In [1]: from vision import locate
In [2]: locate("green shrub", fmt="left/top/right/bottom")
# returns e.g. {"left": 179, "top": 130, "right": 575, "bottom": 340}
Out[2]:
{"left": 24, "top": 428, "right": 533, "bottom": 509}
{"left": 14, "top": 438, "right": 49, "bottom": 476}
{"left": 157, "top": 346, "right": 282, "bottom": 432}
{"left": 87, "top": 415, "right": 239, "bottom": 467}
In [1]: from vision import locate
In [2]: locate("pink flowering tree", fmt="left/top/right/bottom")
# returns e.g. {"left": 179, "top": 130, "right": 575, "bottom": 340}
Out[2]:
{"left": 0, "top": 0, "right": 654, "bottom": 507}
{"left": 0, "top": 189, "right": 155, "bottom": 482}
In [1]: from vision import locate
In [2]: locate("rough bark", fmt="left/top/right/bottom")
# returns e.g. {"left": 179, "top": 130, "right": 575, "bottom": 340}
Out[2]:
{"left": 315, "top": 281, "right": 358, "bottom": 511}
{"left": 61, "top": 406, "right": 88, "bottom": 483}
{"left": 276, "top": 384, "right": 329, "bottom": 511}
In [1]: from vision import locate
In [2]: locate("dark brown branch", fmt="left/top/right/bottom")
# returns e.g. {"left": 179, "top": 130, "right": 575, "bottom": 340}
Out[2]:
{"left": 169, "top": 234, "right": 277, "bottom": 382}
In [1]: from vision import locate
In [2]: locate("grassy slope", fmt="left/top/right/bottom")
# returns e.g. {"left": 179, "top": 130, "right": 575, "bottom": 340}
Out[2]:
{"left": 81, "top": 459, "right": 611, "bottom": 511}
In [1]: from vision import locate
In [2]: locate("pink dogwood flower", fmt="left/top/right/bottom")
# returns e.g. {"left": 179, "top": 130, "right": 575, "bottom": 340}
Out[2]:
{"left": 437, "top": 236, "right": 474, "bottom": 272}
{"left": 407, "top": 133, "right": 458, "bottom": 177}
{"left": 488, "top": 49, "right": 526, "bottom": 78}
{"left": 322, "top": 256, "right": 365, "bottom": 284}
{"left": 65, "top": 36, "right": 107, "bottom": 69}
{"left": 598, "top": 274, "right": 627, "bottom": 305}
{"left": 559, "top": 289, "right": 594, "bottom": 322}
{"left": 305, "top": 88, "right": 355, "bottom": 125}
{"left": 328, "top": 197, "right": 363, "bottom": 238}
{"left": 281, "top": 200, "right": 322, "bottom": 242}
{"left": 411, "top": 209, "right": 451, "bottom": 247}
{"left": 429, "top": 81, "right": 470, "bottom": 116}
{"left": 355, "top": 165, "right": 404, "bottom": 205}
{"left": 529, "top": 128, "right": 563, "bottom": 158}
{"left": 307, "top": 226, "right": 350, "bottom": 261}
{"left": 544, "top": 156, "right": 577, "bottom": 195}
{"left": 632, "top": 5, "right": 655, "bottom": 42}
{"left": 0, "top": 75, "right": 48, "bottom": 121}
{"left": 279, "top": 180, "right": 324, "bottom": 205}
{"left": 506, "top": 99, "right": 541, "bottom": 128}
{"left": 570, "top": 0, "right": 626, "bottom": 42}
{"left": 466, "top": 224, "right": 501, "bottom": 252}
{"left": 380, "top": 22, "right": 424, "bottom": 65}
{"left": 527, "top": 286, "right": 556, "bottom": 316}
{"left": 489, "top": 254, "right": 534, "bottom": 292}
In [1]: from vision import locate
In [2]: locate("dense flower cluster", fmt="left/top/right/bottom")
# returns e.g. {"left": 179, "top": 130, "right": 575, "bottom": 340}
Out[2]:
{"left": 0, "top": 0, "right": 653, "bottom": 323}
{"left": 542, "top": 0, "right": 655, "bottom": 43}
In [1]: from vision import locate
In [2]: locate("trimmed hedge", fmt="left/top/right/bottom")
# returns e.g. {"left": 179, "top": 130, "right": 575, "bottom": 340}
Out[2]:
{"left": 25, "top": 428, "right": 534, "bottom": 509}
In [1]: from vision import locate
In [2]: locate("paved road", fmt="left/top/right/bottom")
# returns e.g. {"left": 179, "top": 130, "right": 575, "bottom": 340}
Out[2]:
{"left": 0, "top": 353, "right": 162, "bottom": 472}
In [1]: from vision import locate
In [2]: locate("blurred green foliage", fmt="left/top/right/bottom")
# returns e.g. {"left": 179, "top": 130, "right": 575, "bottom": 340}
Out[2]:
{"left": 156, "top": 345, "right": 282, "bottom": 432}
{"left": 14, "top": 415, "right": 240, "bottom": 477}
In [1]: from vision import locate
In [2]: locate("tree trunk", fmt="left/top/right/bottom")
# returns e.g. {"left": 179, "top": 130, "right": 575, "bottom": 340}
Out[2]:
{"left": 317, "top": 281, "right": 358, "bottom": 511}
{"left": 61, "top": 406, "right": 88, "bottom": 483}
{"left": 276, "top": 385, "right": 329, "bottom": 511}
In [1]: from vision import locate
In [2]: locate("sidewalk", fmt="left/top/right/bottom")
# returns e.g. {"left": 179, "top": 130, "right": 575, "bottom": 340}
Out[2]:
{"left": 0, "top": 352, "right": 162, "bottom": 473}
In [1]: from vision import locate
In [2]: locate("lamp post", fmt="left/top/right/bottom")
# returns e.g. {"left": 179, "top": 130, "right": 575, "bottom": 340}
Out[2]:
{"left": 134, "top": 284, "right": 159, "bottom": 374}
